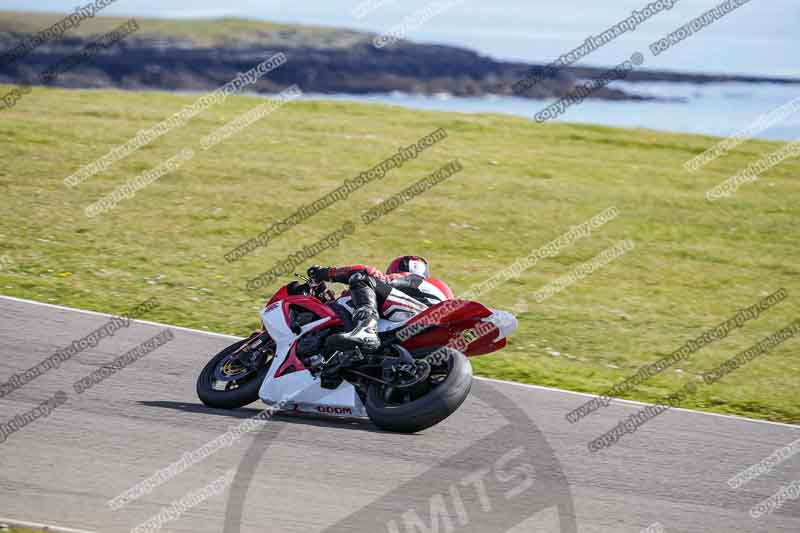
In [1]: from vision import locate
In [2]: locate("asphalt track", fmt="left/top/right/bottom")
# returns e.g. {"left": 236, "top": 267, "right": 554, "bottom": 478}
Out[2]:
{"left": 1, "top": 295, "right": 799, "bottom": 533}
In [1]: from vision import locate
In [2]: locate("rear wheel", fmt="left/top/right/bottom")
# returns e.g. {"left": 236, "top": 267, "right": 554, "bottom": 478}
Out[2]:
{"left": 196, "top": 338, "right": 273, "bottom": 409}
{"left": 365, "top": 347, "right": 472, "bottom": 433}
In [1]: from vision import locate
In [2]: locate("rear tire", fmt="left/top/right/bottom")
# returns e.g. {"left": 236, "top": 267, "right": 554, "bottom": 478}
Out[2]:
{"left": 365, "top": 347, "right": 472, "bottom": 433}
{"left": 196, "top": 339, "right": 271, "bottom": 409}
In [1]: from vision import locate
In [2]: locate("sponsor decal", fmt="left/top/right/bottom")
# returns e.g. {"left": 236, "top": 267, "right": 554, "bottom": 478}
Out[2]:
{"left": 317, "top": 405, "right": 353, "bottom": 415}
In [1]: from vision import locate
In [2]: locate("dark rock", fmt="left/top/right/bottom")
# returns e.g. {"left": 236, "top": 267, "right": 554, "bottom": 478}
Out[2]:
{"left": 1, "top": 24, "right": 796, "bottom": 102}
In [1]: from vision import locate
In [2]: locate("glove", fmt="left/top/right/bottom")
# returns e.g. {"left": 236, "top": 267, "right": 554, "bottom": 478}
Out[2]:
{"left": 307, "top": 265, "right": 331, "bottom": 284}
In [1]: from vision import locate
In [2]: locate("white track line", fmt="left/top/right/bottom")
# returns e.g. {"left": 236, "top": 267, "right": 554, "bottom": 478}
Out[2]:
{"left": 0, "top": 516, "right": 96, "bottom": 533}
{"left": 1, "top": 294, "right": 798, "bottom": 430}
{"left": 478, "top": 376, "right": 800, "bottom": 430}
{"left": 0, "top": 294, "right": 239, "bottom": 340}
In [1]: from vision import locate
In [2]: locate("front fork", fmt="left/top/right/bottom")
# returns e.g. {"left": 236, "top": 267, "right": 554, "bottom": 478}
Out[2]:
{"left": 232, "top": 330, "right": 274, "bottom": 370}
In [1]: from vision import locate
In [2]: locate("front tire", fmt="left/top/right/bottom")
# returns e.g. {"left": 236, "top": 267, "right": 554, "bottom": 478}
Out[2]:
{"left": 197, "top": 339, "right": 271, "bottom": 409}
{"left": 365, "top": 347, "right": 472, "bottom": 433}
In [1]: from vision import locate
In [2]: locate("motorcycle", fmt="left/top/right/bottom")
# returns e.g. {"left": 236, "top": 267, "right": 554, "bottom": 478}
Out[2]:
{"left": 196, "top": 276, "right": 518, "bottom": 433}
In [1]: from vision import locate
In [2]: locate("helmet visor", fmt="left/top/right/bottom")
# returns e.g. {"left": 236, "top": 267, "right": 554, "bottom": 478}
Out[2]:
{"left": 407, "top": 258, "right": 429, "bottom": 277}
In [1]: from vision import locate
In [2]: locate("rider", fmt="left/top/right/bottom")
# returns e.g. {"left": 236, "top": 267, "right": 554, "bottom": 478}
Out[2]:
{"left": 307, "top": 256, "right": 453, "bottom": 351}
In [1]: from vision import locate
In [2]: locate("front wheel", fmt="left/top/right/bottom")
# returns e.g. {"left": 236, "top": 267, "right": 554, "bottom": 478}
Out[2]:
{"left": 196, "top": 338, "right": 272, "bottom": 409}
{"left": 365, "top": 347, "right": 472, "bottom": 433}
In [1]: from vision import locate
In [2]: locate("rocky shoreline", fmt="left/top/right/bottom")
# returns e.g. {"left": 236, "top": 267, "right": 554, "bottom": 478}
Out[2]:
{"left": 1, "top": 14, "right": 798, "bottom": 102}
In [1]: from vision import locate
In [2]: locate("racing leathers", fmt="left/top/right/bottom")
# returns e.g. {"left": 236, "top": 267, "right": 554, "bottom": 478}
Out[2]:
{"left": 307, "top": 264, "right": 453, "bottom": 351}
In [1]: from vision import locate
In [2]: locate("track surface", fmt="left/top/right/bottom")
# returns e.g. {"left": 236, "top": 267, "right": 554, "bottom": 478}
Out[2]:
{"left": 1, "top": 296, "right": 799, "bottom": 533}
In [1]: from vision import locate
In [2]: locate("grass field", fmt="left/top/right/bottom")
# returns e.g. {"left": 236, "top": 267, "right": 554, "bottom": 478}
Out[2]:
{"left": 0, "top": 11, "right": 364, "bottom": 47}
{"left": 0, "top": 83, "right": 798, "bottom": 423}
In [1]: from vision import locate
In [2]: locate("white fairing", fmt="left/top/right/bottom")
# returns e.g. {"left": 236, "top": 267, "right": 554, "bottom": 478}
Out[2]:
{"left": 486, "top": 309, "right": 518, "bottom": 341}
{"left": 254, "top": 296, "right": 515, "bottom": 419}
{"left": 257, "top": 302, "right": 367, "bottom": 418}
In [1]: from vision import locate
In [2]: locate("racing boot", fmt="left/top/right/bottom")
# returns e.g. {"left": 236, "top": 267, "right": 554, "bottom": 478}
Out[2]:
{"left": 327, "top": 272, "right": 381, "bottom": 352}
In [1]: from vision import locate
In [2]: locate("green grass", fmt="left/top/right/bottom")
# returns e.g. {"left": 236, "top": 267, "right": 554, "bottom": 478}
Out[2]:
{"left": 0, "top": 10, "right": 365, "bottom": 47}
{"left": 0, "top": 84, "right": 798, "bottom": 423}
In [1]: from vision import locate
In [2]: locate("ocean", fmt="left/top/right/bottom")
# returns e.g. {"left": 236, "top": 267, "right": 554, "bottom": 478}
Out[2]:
{"left": 10, "top": 0, "right": 800, "bottom": 139}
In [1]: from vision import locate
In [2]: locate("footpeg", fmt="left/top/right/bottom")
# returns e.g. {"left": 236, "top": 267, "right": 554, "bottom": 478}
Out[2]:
{"left": 306, "top": 354, "right": 324, "bottom": 373}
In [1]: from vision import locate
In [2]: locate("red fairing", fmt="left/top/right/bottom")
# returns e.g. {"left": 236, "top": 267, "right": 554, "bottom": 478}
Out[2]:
{"left": 273, "top": 296, "right": 343, "bottom": 378}
{"left": 267, "top": 287, "right": 342, "bottom": 322}
{"left": 410, "top": 299, "right": 493, "bottom": 325}
{"left": 465, "top": 334, "right": 507, "bottom": 356}
{"left": 400, "top": 299, "right": 505, "bottom": 356}
{"left": 267, "top": 285, "right": 290, "bottom": 307}
{"left": 281, "top": 296, "right": 340, "bottom": 322}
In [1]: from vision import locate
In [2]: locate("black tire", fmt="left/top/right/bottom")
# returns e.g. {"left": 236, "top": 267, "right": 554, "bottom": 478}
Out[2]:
{"left": 196, "top": 339, "right": 271, "bottom": 409}
{"left": 365, "top": 347, "right": 472, "bottom": 433}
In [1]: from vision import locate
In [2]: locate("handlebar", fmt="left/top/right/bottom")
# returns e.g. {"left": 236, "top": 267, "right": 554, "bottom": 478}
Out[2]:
{"left": 291, "top": 273, "right": 335, "bottom": 303}
{"left": 313, "top": 282, "right": 336, "bottom": 303}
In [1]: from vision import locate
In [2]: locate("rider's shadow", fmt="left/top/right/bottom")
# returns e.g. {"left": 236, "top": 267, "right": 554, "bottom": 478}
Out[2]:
{"left": 138, "top": 400, "right": 397, "bottom": 433}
